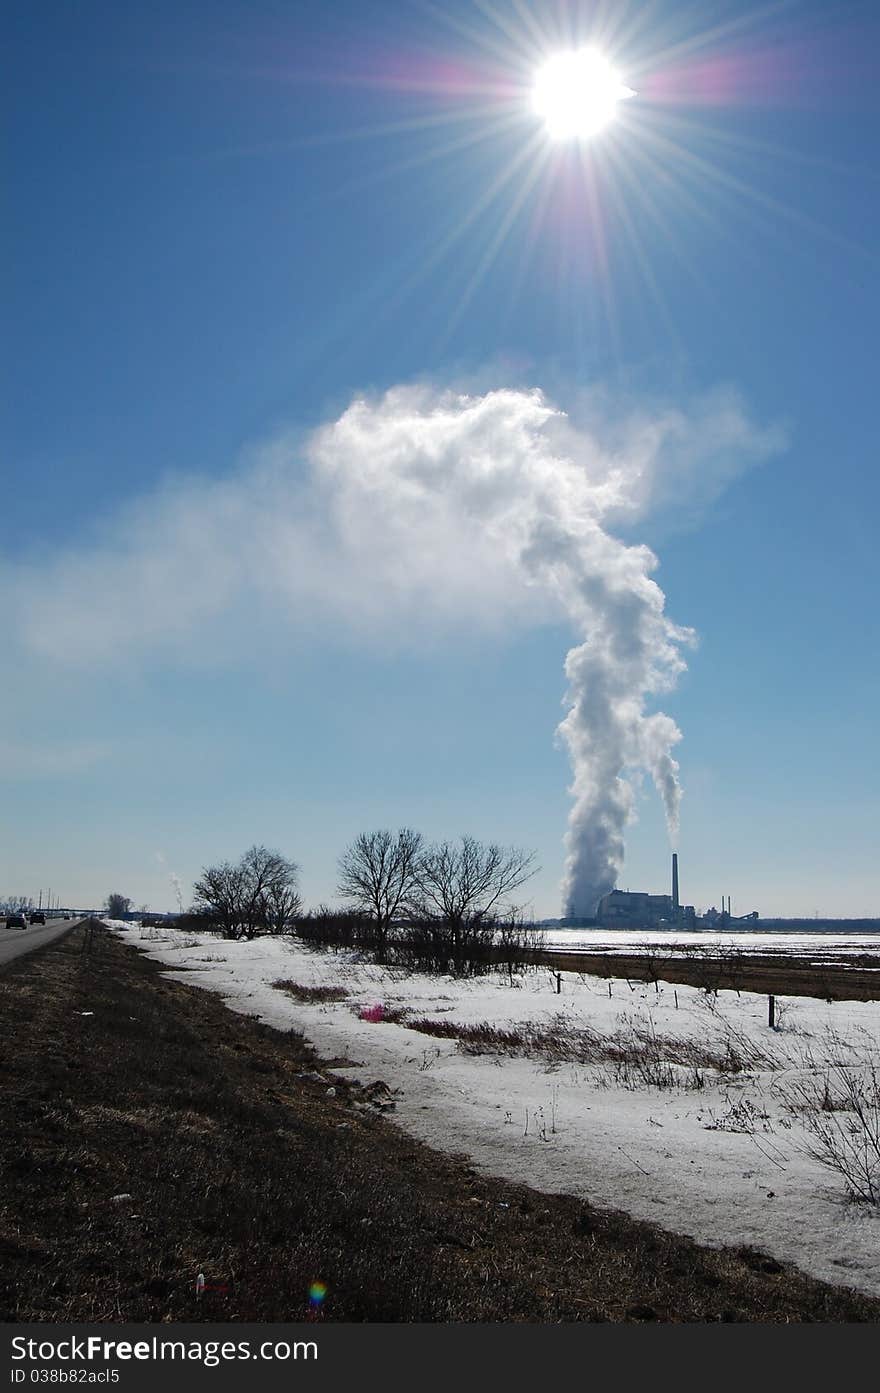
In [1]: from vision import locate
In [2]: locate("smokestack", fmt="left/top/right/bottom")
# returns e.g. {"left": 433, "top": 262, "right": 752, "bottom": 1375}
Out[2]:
{"left": 672, "top": 852, "right": 680, "bottom": 914}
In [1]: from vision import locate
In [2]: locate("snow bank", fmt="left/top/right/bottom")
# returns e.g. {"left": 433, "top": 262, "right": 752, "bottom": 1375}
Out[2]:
{"left": 110, "top": 921, "right": 880, "bottom": 1298}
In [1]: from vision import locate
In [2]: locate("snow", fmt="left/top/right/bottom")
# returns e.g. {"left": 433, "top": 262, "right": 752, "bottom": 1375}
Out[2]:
{"left": 543, "top": 928, "right": 880, "bottom": 957}
{"left": 109, "top": 921, "right": 880, "bottom": 1298}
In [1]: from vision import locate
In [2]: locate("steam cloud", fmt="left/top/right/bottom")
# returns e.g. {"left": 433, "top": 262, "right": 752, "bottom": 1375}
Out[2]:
{"left": 10, "top": 382, "right": 782, "bottom": 915}
{"left": 313, "top": 388, "right": 689, "bottom": 918}
{"left": 170, "top": 873, "right": 185, "bottom": 913}
{"left": 308, "top": 385, "right": 775, "bottom": 916}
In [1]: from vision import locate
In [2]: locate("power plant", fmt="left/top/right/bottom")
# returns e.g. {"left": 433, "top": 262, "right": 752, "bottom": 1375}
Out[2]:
{"left": 593, "top": 853, "right": 759, "bottom": 929}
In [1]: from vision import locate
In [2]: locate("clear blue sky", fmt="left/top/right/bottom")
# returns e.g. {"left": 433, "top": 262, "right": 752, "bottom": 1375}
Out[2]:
{"left": 3, "top": 0, "right": 878, "bottom": 917}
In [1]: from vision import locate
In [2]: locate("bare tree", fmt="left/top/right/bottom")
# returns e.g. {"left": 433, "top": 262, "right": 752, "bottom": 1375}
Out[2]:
{"left": 193, "top": 862, "right": 244, "bottom": 938}
{"left": 415, "top": 836, "right": 537, "bottom": 925}
{"left": 2, "top": 896, "right": 33, "bottom": 914}
{"left": 411, "top": 836, "right": 538, "bottom": 973}
{"left": 242, "top": 845, "right": 302, "bottom": 935}
{"left": 337, "top": 828, "right": 423, "bottom": 961}
{"left": 105, "top": 892, "right": 133, "bottom": 919}
{"left": 193, "top": 847, "right": 300, "bottom": 939}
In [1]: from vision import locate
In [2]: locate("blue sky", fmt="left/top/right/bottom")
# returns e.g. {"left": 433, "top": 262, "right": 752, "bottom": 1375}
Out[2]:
{"left": 3, "top": 0, "right": 879, "bottom": 917}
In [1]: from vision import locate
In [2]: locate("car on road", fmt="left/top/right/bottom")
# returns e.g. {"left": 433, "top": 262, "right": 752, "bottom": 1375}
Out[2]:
{"left": 30, "top": 912, "right": 46, "bottom": 924}
{"left": 5, "top": 914, "right": 27, "bottom": 929}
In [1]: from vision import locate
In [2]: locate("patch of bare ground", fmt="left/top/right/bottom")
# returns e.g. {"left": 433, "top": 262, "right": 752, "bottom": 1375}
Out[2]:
{"left": 2, "top": 924, "right": 879, "bottom": 1323}
{"left": 540, "top": 949, "right": 880, "bottom": 1002}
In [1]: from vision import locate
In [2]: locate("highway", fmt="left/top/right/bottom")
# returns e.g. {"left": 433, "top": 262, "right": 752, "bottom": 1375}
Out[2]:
{"left": 0, "top": 917, "right": 84, "bottom": 968}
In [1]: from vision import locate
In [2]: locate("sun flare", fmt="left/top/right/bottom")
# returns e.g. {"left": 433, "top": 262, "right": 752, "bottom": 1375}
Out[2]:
{"left": 533, "top": 48, "right": 635, "bottom": 141}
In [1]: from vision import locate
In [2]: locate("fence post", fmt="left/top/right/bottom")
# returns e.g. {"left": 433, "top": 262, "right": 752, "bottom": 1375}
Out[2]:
{"left": 768, "top": 994, "right": 775, "bottom": 1029}
{"left": 555, "top": 972, "right": 562, "bottom": 995}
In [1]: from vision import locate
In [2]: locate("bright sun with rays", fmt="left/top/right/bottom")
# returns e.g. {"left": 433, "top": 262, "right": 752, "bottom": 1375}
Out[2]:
{"left": 533, "top": 49, "right": 635, "bottom": 141}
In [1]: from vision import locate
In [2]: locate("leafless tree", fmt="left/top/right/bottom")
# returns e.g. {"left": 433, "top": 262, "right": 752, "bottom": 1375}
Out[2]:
{"left": 411, "top": 836, "right": 538, "bottom": 973}
{"left": 415, "top": 836, "right": 537, "bottom": 926}
{"left": 193, "top": 862, "right": 244, "bottom": 938}
{"left": 244, "top": 845, "right": 303, "bottom": 935}
{"left": 193, "top": 846, "right": 301, "bottom": 939}
{"left": 2, "top": 896, "right": 33, "bottom": 913}
{"left": 337, "top": 828, "right": 423, "bottom": 961}
{"left": 105, "top": 892, "right": 132, "bottom": 919}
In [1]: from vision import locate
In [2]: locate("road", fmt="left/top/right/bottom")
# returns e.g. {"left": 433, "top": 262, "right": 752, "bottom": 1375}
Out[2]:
{"left": 0, "top": 918, "right": 84, "bottom": 968}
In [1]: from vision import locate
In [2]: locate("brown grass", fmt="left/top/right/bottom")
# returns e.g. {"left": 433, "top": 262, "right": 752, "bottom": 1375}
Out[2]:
{"left": 272, "top": 979, "right": 350, "bottom": 1003}
{"left": 541, "top": 948, "right": 880, "bottom": 1003}
{"left": 405, "top": 1013, "right": 776, "bottom": 1083}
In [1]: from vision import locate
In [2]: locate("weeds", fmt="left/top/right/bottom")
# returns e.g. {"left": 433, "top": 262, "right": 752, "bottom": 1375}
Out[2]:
{"left": 356, "top": 1002, "right": 411, "bottom": 1024}
{"left": 703, "top": 1096, "right": 774, "bottom": 1135}
{"left": 272, "top": 980, "right": 350, "bottom": 1004}
{"left": 784, "top": 1064, "right": 880, "bottom": 1203}
{"left": 400, "top": 1011, "right": 779, "bottom": 1090}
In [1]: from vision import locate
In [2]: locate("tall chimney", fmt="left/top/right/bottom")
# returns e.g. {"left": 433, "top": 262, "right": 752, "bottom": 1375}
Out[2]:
{"left": 672, "top": 853, "right": 680, "bottom": 914}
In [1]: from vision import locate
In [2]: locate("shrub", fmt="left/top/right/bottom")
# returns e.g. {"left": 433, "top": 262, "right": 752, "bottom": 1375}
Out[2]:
{"left": 787, "top": 1064, "right": 880, "bottom": 1203}
{"left": 273, "top": 980, "right": 349, "bottom": 1004}
{"left": 388, "top": 913, "right": 542, "bottom": 979}
{"left": 294, "top": 906, "right": 377, "bottom": 951}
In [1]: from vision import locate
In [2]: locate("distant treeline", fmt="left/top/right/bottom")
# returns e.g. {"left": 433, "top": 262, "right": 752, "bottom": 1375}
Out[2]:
{"left": 750, "top": 919, "right": 880, "bottom": 932}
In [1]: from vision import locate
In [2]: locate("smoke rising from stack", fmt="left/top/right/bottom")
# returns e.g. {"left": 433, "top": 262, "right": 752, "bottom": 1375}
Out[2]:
{"left": 13, "top": 383, "right": 782, "bottom": 917}
{"left": 308, "top": 385, "right": 763, "bottom": 918}
{"left": 517, "top": 510, "right": 691, "bottom": 917}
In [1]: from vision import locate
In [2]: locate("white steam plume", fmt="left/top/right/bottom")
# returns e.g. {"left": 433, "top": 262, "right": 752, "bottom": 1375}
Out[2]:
{"left": 170, "top": 873, "right": 184, "bottom": 913}
{"left": 307, "top": 385, "right": 772, "bottom": 916}
{"left": 8, "top": 383, "right": 783, "bottom": 913}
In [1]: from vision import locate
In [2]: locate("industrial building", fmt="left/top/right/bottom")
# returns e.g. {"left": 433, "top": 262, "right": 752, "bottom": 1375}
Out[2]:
{"left": 596, "top": 853, "right": 695, "bottom": 928}
{"left": 595, "top": 854, "right": 758, "bottom": 929}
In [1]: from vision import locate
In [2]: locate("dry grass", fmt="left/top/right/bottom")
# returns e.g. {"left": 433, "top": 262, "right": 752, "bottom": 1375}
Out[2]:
{"left": 2, "top": 925, "right": 879, "bottom": 1323}
{"left": 272, "top": 979, "right": 350, "bottom": 1004}
{"left": 404, "top": 1012, "right": 777, "bottom": 1089}
{"left": 782, "top": 1065, "right": 880, "bottom": 1204}
{"left": 542, "top": 948, "right": 880, "bottom": 1004}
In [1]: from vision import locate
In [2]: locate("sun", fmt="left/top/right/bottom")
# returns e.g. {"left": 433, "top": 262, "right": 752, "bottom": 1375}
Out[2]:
{"left": 533, "top": 48, "right": 635, "bottom": 141}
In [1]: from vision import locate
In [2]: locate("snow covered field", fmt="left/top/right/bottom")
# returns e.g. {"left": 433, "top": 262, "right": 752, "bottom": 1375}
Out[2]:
{"left": 543, "top": 928, "right": 880, "bottom": 960}
{"left": 110, "top": 922, "right": 880, "bottom": 1298}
